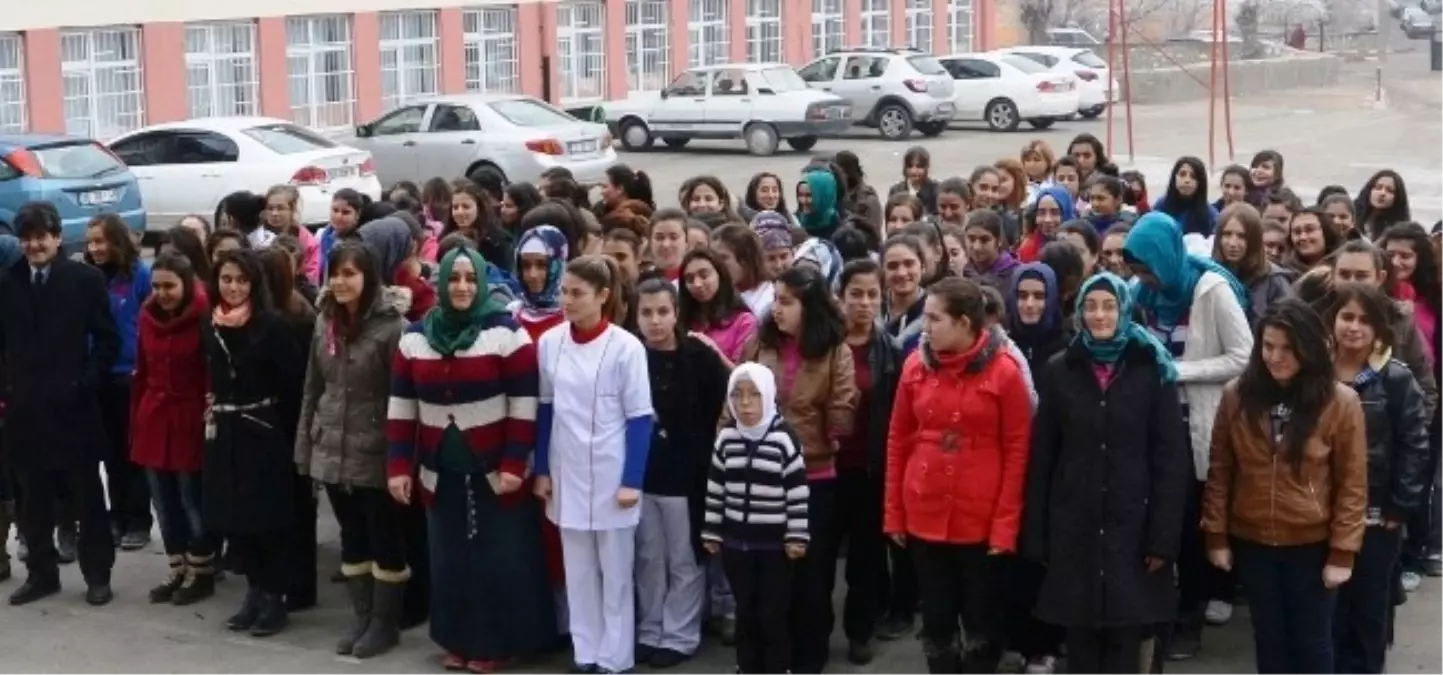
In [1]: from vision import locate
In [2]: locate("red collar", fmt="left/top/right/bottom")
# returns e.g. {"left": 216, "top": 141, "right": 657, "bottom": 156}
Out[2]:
{"left": 570, "top": 318, "right": 610, "bottom": 344}
{"left": 662, "top": 266, "right": 681, "bottom": 282}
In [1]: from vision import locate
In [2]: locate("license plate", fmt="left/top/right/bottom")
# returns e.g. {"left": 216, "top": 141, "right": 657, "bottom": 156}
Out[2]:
{"left": 79, "top": 189, "right": 117, "bottom": 206}
{"left": 568, "top": 140, "right": 598, "bottom": 154}
{"left": 328, "top": 166, "right": 356, "bottom": 180}
{"left": 827, "top": 107, "right": 845, "bottom": 119}
{"left": 937, "top": 103, "right": 956, "bottom": 114}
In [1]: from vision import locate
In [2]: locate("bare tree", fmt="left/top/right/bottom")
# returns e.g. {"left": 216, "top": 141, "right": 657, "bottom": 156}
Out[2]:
{"left": 1020, "top": 0, "right": 1060, "bottom": 44}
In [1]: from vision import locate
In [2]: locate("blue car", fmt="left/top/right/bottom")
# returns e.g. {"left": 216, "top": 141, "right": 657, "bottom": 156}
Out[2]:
{"left": 0, "top": 133, "right": 147, "bottom": 249}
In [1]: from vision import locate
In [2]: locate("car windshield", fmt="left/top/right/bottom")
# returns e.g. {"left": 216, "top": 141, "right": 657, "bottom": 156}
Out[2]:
{"left": 1012, "top": 52, "right": 1059, "bottom": 67}
{"left": 489, "top": 99, "right": 577, "bottom": 127}
{"left": 32, "top": 142, "right": 126, "bottom": 179}
{"left": 907, "top": 55, "right": 948, "bottom": 75}
{"left": 243, "top": 124, "right": 337, "bottom": 154}
{"left": 1002, "top": 55, "right": 1048, "bottom": 74}
{"left": 1072, "top": 51, "right": 1108, "bottom": 68}
{"left": 761, "top": 67, "right": 808, "bottom": 92}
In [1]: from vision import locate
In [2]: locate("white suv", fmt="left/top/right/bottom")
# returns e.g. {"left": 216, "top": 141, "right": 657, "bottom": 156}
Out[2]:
{"left": 797, "top": 48, "right": 956, "bottom": 140}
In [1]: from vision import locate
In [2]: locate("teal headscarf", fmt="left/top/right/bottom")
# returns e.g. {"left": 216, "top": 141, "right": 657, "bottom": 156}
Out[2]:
{"left": 1122, "top": 212, "right": 1249, "bottom": 326}
{"left": 1074, "top": 272, "right": 1179, "bottom": 383}
{"left": 798, "top": 170, "right": 840, "bottom": 236}
{"left": 421, "top": 247, "right": 510, "bottom": 357}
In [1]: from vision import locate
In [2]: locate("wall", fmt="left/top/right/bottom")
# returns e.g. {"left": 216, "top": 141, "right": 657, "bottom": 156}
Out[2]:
{"left": 0, "top": 0, "right": 517, "bottom": 32}
{"left": 1122, "top": 52, "right": 1342, "bottom": 104}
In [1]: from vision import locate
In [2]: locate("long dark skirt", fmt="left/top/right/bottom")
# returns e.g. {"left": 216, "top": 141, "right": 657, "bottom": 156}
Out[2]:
{"left": 429, "top": 471, "right": 556, "bottom": 661}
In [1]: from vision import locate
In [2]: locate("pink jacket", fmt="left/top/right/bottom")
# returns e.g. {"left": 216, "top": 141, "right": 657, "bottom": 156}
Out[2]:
{"left": 700, "top": 309, "right": 758, "bottom": 363}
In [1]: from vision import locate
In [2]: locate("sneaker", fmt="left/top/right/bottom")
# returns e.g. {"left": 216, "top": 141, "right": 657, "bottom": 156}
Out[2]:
{"left": 120, "top": 529, "right": 151, "bottom": 551}
{"left": 1204, "top": 599, "right": 1234, "bottom": 626}
{"left": 997, "top": 650, "right": 1026, "bottom": 674}
{"left": 1401, "top": 570, "right": 1423, "bottom": 593}
{"left": 1425, "top": 554, "right": 1443, "bottom": 578}
{"left": 1024, "top": 655, "right": 1058, "bottom": 674}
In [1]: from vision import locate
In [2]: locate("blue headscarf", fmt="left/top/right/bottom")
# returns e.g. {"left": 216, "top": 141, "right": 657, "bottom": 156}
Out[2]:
{"left": 1031, "top": 185, "right": 1077, "bottom": 226}
{"left": 514, "top": 225, "right": 568, "bottom": 322}
{"left": 1122, "top": 212, "right": 1248, "bottom": 326}
{"left": 1075, "top": 272, "right": 1179, "bottom": 383}
{"left": 1006, "top": 262, "right": 1060, "bottom": 342}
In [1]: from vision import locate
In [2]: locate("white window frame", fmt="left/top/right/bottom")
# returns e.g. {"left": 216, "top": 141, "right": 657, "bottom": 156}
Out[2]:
{"left": 811, "top": 0, "right": 844, "bottom": 58}
{"left": 948, "top": 0, "right": 974, "bottom": 53}
{"left": 61, "top": 27, "right": 145, "bottom": 140}
{"left": 905, "top": 0, "right": 933, "bottom": 53}
{"left": 688, "top": 0, "right": 729, "bottom": 68}
{"left": 860, "top": 0, "right": 890, "bottom": 48}
{"left": 745, "top": 0, "right": 783, "bottom": 63}
{"left": 625, "top": 0, "right": 670, "bottom": 93}
{"left": 463, "top": 7, "right": 519, "bottom": 94}
{"left": 0, "top": 33, "right": 26, "bottom": 133}
{"left": 557, "top": 1, "right": 607, "bottom": 104}
{"left": 380, "top": 10, "right": 439, "bottom": 111}
{"left": 286, "top": 15, "right": 354, "bottom": 131}
{"left": 185, "top": 22, "right": 259, "bottom": 119}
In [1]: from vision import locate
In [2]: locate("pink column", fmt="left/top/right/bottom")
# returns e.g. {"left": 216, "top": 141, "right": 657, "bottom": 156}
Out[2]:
{"left": 977, "top": 0, "right": 994, "bottom": 50}
{"left": 519, "top": 3, "right": 546, "bottom": 99}
{"left": 438, "top": 8, "right": 466, "bottom": 94}
{"left": 669, "top": 0, "right": 689, "bottom": 73}
{"left": 140, "top": 22, "right": 186, "bottom": 124}
{"left": 785, "top": 0, "right": 812, "bottom": 64}
{"left": 22, "top": 29, "right": 63, "bottom": 134}
{"left": 255, "top": 17, "right": 291, "bottom": 119}
{"left": 890, "top": 0, "right": 906, "bottom": 47}
{"left": 843, "top": 0, "right": 861, "bottom": 47}
{"left": 729, "top": 0, "right": 747, "bottom": 62}
{"left": 605, "top": 0, "right": 628, "bottom": 99}
{"left": 932, "top": 0, "right": 949, "bottom": 53}
{"left": 352, "top": 12, "right": 382, "bottom": 121}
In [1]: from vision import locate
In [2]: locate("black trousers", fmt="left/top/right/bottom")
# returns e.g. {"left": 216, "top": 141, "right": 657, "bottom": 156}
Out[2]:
{"left": 836, "top": 469, "right": 885, "bottom": 643}
{"left": 288, "top": 475, "right": 318, "bottom": 606}
{"left": 99, "top": 376, "right": 151, "bottom": 533}
{"left": 788, "top": 478, "right": 840, "bottom": 673}
{"left": 1403, "top": 414, "right": 1442, "bottom": 564}
{"left": 723, "top": 548, "right": 793, "bottom": 675}
{"left": 326, "top": 483, "right": 407, "bottom": 572}
{"left": 229, "top": 532, "right": 291, "bottom": 594}
{"left": 1233, "top": 538, "right": 1336, "bottom": 674}
{"left": 402, "top": 497, "right": 431, "bottom": 626}
{"left": 910, "top": 539, "right": 999, "bottom": 656}
{"left": 1175, "top": 480, "right": 1207, "bottom": 617}
{"left": 17, "top": 464, "right": 114, "bottom": 585}
{"left": 1335, "top": 526, "right": 1402, "bottom": 674}
{"left": 1066, "top": 625, "right": 1146, "bottom": 674}
{"left": 885, "top": 537, "right": 919, "bottom": 619}
{"left": 1004, "top": 556, "right": 1064, "bottom": 658}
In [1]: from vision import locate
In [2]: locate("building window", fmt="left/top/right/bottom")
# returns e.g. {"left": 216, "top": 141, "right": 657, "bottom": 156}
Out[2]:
{"left": 859, "top": 0, "right": 890, "bottom": 48}
{"left": 463, "top": 7, "right": 519, "bottom": 93}
{"left": 380, "top": 11, "right": 439, "bottom": 111}
{"left": 811, "top": 0, "right": 844, "bottom": 58}
{"left": 185, "top": 22, "right": 258, "bottom": 119}
{"left": 688, "top": 0, "right": 729, "bottom": 68}
{"left": 625, "top": 0, "right": 669, "bottom": 93}
{"left": 905, "top": 0, "right": 933, "bottom": 53}
{"left": 287, "top": 15, "right": 354, "bottom": 130}
{"left": 745, "top": 0, "right": 782, "bottom": 63}
{"left": 0, "top": 34, "right": 25, "bottom": 133}
{"left": 948, "top": 0, "right": 974, "bottom": 53}
{"left": 558, "top": 1, "right": 607, "bottom": 104}
{"left": 61, "top": 27, "right": 145, "bottom": 140}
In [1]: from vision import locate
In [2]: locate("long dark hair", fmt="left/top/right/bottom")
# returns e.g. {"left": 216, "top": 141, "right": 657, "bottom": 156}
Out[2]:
{"left": 1355, "top": 169, "right": 1412, "bottom": 240}
{"left": 1327, "top": 282, "right": 1397, "bottom": 350}
{"left": 605, "top": 164, "right": 655, "bottom": 210}
{"left": 324, "top": 242, "right": 382, "bottom": 341}
{"left": 148, "top": 252, "right": 197, "bottom": 319}
{"left": 1235, "top": 299, "right": 1335, "bottom": 473}
{"left": 1379, "top": 222, "right": 1441, "bottom": 315}
{"left": 165, "top": 224, "right": 212, "bottom": 284}
{"left": 209, "top": 248, "right": 275, "bottom": 315}
{"left": 1214, "top": 203, "right": 1269, "bottom": 283}
{"left": 520, "top": 200, "right": 589, "bottom": 261}
{"left": 744, "top": 172, "right": 792, "bottom": 217}
{"left": 443, "top": 179, "right": 500, "bottom": 238}
{"left": 504, "top": 182, "right": 544, "bottom": 223}
{"left": 758, "top": 265, "right": 844, "bottom": 360}
{"left": 677, "top": 248, "right": 747, "bottom": 330}
{"left": 84, "top": 213, "right": 141, "bottom": 279}
{"left": 1159, "top": 156, "right": 1212, "bottom": 233}
{"left": 258, "top": 247, "right": 310, "bottom": 318}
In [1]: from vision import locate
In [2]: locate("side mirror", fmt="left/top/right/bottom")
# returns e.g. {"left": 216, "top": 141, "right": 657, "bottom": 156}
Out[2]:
{"left": 355, "top": 124, "right": 371, "bottom": 138}
{"left": 660, "top": 89, "right": 669, "bottom": 99}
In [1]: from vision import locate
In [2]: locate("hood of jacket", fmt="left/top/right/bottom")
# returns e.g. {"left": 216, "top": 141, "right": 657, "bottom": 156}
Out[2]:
{"left": 920, "top": 323, "right": 1007, "bottom": 374}
{"left": 317, "top": 284, "right": 409, "bottom": 327}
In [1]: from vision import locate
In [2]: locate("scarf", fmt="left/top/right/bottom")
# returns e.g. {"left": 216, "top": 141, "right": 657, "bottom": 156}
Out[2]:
{"left": 212, "top": 300, "right": 252, "bottom": 328}
{"left": 728, "top": 362, "right": 779, "bottom": 441}
{"left": 1006, "top": 262, "right": 1060, "bottom": 343}
{"left": 1122, "top": 212, "right": 1249, "bottom": 326}
{"left": 1074, "top": 272, "right": 1178, "bottom": 383}
{"left": 356, "top": 216, "right": 413, "bottom": 282}
{"left": 798, "top": 170, "right": 839, "bottom": 236}
{"left": 421, "top": 247, "right": 509, "bottom": 357}
{"left": 751, "top": 210, "right": 794, "bottom": 251}
{"left": 514, "top": 225, "right": 568, "bottom": 323}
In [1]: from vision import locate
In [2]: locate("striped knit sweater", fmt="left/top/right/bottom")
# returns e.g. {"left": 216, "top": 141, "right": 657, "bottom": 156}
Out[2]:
{"left": 702, "top": 419, "right": 811, "bottom": 548}
{"left": 385, "top": 313, "right": 538, "bottom": 503}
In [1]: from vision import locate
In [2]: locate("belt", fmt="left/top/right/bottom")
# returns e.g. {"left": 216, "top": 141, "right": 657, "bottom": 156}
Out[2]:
{"left": 211, "top": 398, "right": 276, "bottom": 414}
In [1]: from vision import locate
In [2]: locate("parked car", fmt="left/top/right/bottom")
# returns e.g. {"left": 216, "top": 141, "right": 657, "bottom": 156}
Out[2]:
{"left": 109, "top": 118, "right": 379, "bottom": 232}
{"left": 351, "top": 93, "right": 616, "bottom": 189}
{"left": 993, "top": 45, "right": 1121, "bottom": 118}
{"left": 0, "top": 134, "right": 146, "bottom": 247}
{"left": 1402, "top": 7, "right": 1437, "bottom": 38}
{"left": 1046, "top": 28, "right": 1103, "bottom": 47}
{"left": 605, "top": 64, "right": 852, "bottom": 156}
{"left": 797, "top": 48, "right": 955, "bottom": 140}
{"left": 936, "top": 52, "right": 1080, "bottom": 131}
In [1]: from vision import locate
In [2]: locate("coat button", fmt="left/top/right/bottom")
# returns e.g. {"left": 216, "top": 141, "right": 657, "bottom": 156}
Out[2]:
{"left": 945, "top": 466, "right": 954, "bottom": 476}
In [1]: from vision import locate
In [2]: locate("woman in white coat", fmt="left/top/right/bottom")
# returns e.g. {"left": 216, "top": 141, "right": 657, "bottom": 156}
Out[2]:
{"left": 535, "top": 254, "right": 655, "bottom": 675}
{"left": 1122, "top": 212, "right": 1254, "bottom": 663}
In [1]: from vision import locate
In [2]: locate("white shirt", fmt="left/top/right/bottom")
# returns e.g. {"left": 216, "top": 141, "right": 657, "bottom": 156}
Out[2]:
{"left": 740, "top": 283, "right": 775, "bottom": 319}
{"left": 538, "top": 323, "right": 653, "bottom": 531}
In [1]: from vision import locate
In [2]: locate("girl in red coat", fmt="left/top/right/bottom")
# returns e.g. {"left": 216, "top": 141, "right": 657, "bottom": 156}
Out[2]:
{"left": 130, "top": 252, "right": 214, "bottom": 606}
{"left": 884, "top": 276, "right": 1032, "bottom": 674}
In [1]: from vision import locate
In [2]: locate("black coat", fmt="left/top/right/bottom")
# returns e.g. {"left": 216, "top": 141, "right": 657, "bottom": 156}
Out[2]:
{"left": 202, "top": 313, "right": 305, "bottom": 535}
{"left": 888, "top": 179, "right": 939, "bottom": 216}
{"left": 1353, "top": 357, "right": 1431, "bottom": 523}
{"left": 1022, "top": 341, "right": 1191, "bottom": 628}
{"left": 0, "top": 257, "right": 119, "bottom": 471}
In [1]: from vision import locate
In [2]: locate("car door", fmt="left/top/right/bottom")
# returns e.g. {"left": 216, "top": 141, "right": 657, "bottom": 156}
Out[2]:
{"left": 702, "top": 67, "right": 754, "bottom": 137}
{"left": 412, "top": 103, "right": 487, "bottom": 179}
{"left": 109, "top": 131, "right": 187, "bottom": 228}
{"left": 164, "top": 131, "right": 241, "bottom": 223}
{"left": 797, "top": 57, "right": 842, "bottom": 94}
{"left": 650, "top": 71, "right": 709, "bottom": 135}
{"left": 833, "top": 55, "right": 885, "bottom": 116}
{"left": 356, "top": 105, "right": 428, "bottom": 185}
{"left": 941, "top": 58, "right": 999, "bottom": 120}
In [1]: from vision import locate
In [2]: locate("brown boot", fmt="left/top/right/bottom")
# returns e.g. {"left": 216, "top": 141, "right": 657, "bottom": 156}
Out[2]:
{"left": 173, "top": 553, "right": 216, "bottom": 605}
{"left": 148, "top": 555, "right": 185, "bottom": 603}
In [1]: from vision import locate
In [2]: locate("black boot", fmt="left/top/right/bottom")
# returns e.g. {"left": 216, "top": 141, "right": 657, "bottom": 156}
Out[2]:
{"left": 172, "top": 554, "right": 216, "bottom": 606}
{"left": 923, "top": 640, "right": 963, "bottom": 674}
{"left": 226, "top": 586, "right": 262, "bottom": 631}
{"left": 961, "top": 639, "right": 1001, "bottom": 674}
{"left": 351, "top": 573, "right": 407, "bottom": 658}
{"left": 336, "top": 570, "right": 374, "bottom": 655}
{"left": 250, "top": 592, "right": 289, "bottom": 637}
{"left": 148, "top": 555, "right": 186, "bottom": 603}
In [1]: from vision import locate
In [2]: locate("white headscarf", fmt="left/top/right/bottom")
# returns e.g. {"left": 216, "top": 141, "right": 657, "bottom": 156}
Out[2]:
{"left": 727, "top": 362, "right": 779, "bottom": 441}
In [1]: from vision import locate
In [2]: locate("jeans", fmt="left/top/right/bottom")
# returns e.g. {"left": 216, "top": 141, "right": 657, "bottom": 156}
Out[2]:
{"left": 1233, "top": 538, "right": 1337, "bottom": 674}
{"left": 147, "top": 469, "right": 214, "bottom": 557}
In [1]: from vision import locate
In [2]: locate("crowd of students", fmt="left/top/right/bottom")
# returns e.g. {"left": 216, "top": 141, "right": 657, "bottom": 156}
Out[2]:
{"left": 0, "top": 131, "right": 1438, "bottom": 675}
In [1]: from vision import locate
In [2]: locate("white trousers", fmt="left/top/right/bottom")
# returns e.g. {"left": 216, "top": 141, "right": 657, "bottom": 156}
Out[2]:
{"left": 561, "top": 526, "right": 636, "bottom": 671}
{"left": 635, "top": 494, "right": 705, "bottom": 653}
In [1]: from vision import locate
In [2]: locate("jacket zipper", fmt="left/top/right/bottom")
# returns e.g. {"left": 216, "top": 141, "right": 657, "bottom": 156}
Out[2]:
{"left": 1269, "top": 452, "right": 1277, "bottom": 546}
{"left": 1308, "top": 480, "right": 1324, "bottom": 518}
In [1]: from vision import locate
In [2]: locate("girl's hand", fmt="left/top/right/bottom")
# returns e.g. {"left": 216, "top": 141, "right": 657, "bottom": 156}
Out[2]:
{"left": 387, "top": 475, "right": 412, "bottom": 505}
{"left": 1207, "top": 548, "right": 1232, "bottom": 572}
{"left": 785, "top": 543, "right": 807, "bottom": 560}
{"left": 703, "top": 541, "right": 721, "bottom": 555}
{"left": 689, "top": 332, "right": 727, "bottom": 359}
{"left": 617, "top": 487, "right": 641, "bottom": 508}
{"left": 1323, "top": 564, "right": 1352, "bottom": 589}
{"left": 497, "top": 472, "right": 523, "bottom": 495}
{"left": 534, "top": 476, "right": 553, "bottom": 501}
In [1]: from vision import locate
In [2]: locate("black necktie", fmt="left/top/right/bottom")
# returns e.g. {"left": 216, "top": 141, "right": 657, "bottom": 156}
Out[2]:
{"left": 32, "top": 269, "right": 43, "bottom": 286}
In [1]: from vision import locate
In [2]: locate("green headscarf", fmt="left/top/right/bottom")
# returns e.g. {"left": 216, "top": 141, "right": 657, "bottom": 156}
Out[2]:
{"left": 799, "top": 170, "right": 840, "bottom": 236}
{"left": 421, "top": 247, "right": 510, "bottom": 357}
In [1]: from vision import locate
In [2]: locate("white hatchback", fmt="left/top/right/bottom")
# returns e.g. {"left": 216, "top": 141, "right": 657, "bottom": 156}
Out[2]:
{"left": 993, "top": 46, "right": 1122, "bottom": 118}
{"left": 937, "top": 52, "right": 1081, "bottom": 132}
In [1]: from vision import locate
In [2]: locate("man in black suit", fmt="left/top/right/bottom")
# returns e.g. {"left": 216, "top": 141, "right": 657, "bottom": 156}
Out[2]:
{"left": 0, "top": 202, "right": 120, "bottom": 606}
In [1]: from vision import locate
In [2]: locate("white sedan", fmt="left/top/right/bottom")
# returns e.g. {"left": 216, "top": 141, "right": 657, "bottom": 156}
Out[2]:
{"left": 937, "top": 52, "right": 1081, "bottom": 131}
{"left": 991, "top": 46, "right": 1121, "bottom": 118}
{"left": 109, "top": 117, "right": 382, "bottom": 231}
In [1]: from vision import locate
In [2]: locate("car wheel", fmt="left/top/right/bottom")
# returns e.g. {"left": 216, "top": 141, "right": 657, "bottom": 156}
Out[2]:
{"left": 985, "top": 99, "right": 1021, "bottom": 132}
{"left": 745, "top": 123, "right": 780, "bottom": 156}
{"left": 467, "top": 163, "right": 507, "bottom": 188}
{"left": 786, "top": 135, "right": 819, "bottom": 152}
{"left": 661, "top": 137, "right": 691, "bottom": 148}
{"left": 1027, "top": 118, "right": 1056, "bottom": 130}
{"left": 876, "top": 104, "right": 914, "bottom": 140}
{"left": 620, "top": 119, "right": 655, "bottom": 151}
{"left": 918, "top": 121, "right": 946, "bottom": 137}
{"left": 1079, "top": 106, "right": 1104, "bottom": 119}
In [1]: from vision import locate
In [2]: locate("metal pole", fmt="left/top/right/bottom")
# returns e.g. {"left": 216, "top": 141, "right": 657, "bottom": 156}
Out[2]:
{"left": 1208, "top": 0, "right": 1219, "bottom": 169}
{"left": 1377, "top": 0, "right": 1390, "bottom": 102}
{"left": 1107, "top": 0, "right": 1118, "bottom": 155}
{"left": 1120, "top": 0, "right": 1135, "bottom": 162}
{"left": 1222, "top": 0, "right": 1234, "bottom": 161}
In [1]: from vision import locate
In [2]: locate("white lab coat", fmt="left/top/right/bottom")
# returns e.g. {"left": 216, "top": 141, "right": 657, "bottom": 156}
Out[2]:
{"left": 538, "top": 322, "right": 654, "bottom": 531}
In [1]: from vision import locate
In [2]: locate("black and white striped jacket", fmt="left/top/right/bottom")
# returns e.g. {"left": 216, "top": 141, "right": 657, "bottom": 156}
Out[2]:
{"left": 702, "top": 419, "right": 810, "bottom": 548}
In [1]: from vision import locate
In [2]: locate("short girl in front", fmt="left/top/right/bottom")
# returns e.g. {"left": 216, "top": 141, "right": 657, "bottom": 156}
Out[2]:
{"left": 535, "top": 256, "right": 655, "bottom": 674}
{"left": 679, "top": 248, "right": 757, "bottom": 365}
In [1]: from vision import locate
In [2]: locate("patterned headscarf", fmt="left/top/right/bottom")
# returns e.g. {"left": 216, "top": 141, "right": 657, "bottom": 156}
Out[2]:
{"left": 751, "top": 210, "right": 793, "bottom": 251}
{"left": 514, "top": 225, "right": 568, "bottom": 323}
